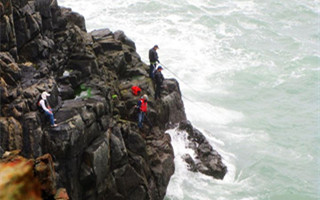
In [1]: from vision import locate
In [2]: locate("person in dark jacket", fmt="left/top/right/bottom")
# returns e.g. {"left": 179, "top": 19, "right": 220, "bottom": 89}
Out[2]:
{"left": 154, "top": 66, "right": 164, "bottom": 100}
{"left": 148, "top": 45, "right": 160, "bottom": 79}
{"left": 136, "top": 94, "right": 148, "bottom": 129}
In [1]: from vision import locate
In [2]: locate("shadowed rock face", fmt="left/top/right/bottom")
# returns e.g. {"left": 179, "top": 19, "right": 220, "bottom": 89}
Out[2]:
{"left": 0, "top": 0, "right": 226, "bottom": 199}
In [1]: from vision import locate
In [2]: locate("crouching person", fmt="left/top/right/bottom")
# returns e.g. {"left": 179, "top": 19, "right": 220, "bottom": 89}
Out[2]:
{"left": 38, "top": 91, "right": 58, "bottom": 127}
{"left": 136, "top": 94, "right": 148, "bottom": 129}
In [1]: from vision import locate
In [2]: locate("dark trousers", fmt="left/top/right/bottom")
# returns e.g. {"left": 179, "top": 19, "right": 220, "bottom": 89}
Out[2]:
{"left": 149, "top": 63, "right": 156, "bottom": 78}
{"left": 155, "top": 84, "right": 162, "bottom": 100}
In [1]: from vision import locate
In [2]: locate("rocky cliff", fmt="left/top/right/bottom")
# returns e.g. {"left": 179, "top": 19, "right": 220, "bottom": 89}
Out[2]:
{"left": 0, "top": 0, "right": 226, "bottom": 199}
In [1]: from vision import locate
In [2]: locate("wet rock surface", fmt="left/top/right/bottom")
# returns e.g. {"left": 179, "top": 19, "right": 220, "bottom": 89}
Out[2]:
{"left": 179, "top": 120, "right": 227, "bottom": 179}
{"left": 0, "top": 0, "right": 226, "bottom": 199}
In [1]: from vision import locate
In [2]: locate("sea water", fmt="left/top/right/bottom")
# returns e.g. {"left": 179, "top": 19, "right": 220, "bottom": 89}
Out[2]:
{"left": 58, "top": 0, "right": 319, "bottom": 199}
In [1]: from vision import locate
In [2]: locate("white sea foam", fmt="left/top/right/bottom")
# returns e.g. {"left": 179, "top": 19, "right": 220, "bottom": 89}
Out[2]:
{"left": 166, "top": 128, "right": 238, "bottom": 199}
{"left": 184, "top": 100, "right": 244, "bottom": 125}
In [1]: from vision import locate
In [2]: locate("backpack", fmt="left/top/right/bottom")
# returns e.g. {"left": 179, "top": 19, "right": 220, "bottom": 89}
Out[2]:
{"left": 36, "top": 95, "right": 42, "bottom": 111}
{"left": 131, "top": 86, "right": 141, "bottom": 96}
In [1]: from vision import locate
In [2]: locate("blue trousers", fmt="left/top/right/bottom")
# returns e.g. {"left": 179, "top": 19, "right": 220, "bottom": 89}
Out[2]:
{"left": 138, "top": 112, "right": 145, "bottom": 128}
{"left": 45, "top": 110, "right": 55, "bottom": 125}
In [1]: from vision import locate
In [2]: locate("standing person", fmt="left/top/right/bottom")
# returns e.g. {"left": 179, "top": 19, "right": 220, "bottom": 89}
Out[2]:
{"left": 136, "top": 94, "right": 148, "bottom": 129}
{"left": 38, "top": 91, "right": 58, "bottom": 127}
{"left": 149, "top": 45, "right": 160, "bottom": 79}
{"left": 154, "top": 66, "right": 164, "bottom": 100}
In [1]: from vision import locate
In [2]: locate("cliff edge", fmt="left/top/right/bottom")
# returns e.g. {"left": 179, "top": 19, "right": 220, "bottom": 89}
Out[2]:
{"left": 0, "top": 0, "right": 226, "bottom": 199}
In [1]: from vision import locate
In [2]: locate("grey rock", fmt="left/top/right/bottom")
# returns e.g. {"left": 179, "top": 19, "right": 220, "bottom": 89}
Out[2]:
{"left": 182, "top": 153, "right": 197, "bottom": 172}
{"left": 113, "top": 164, "right": 146, "bottom": 199}
{"left": 99, "top": 38, "right": 123, "bottom": 51}
{"left": 114, "top": 30, "right": 136, "bottom": 50}
{"left": 80, "top": 134, "right": 110, "bottom": 198}
{"left": 178, "top": 120, "right": 227, "bottom": 179}
{"left": 60, "top": 7, "right": 86, "bottom": 31}
{"left": 90, "top": 28, "right": 113, "bottom": 41}
{"left": 59, "top": 84, "right": 75, "bottom": 100}
{"left": 110, "top": 132, "right": 128, "bottom": 169}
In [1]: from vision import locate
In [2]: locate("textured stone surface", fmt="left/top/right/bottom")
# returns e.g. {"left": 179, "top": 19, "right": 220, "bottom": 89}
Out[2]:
{"left": 178, "top": 120, "right": 227, "bottom": 179}
{"left": 0, "top": 151, "right": 41, "bottom": 200}
{"left": 34, "top": 153, "right": 57, "bottom": 198}
{"left": 0, "top": 0, "right": 226, "bottom": 199}
{"left": 0, "top": 116, "right": 23, "bottom": 151}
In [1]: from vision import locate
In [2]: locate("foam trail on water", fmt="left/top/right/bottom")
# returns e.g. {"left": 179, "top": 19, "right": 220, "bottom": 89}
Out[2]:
{"left": 183, "top": 100, "right": 244, "bottom": 125}
{"left": 166, "top": 127, "right": 239, "bottom": 200}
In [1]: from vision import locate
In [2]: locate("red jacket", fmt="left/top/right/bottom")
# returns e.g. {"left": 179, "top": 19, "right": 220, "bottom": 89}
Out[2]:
{"left": 138, "top": 98, "right": 147, "bottom": 112}
{"left": 131, "top": 86, "right": 141, "bottom": 96}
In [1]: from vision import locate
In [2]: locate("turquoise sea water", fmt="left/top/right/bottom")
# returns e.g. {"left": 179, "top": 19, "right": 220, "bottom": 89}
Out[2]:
{"left": 59, "top": 0, "right": 319, "bottom": 199}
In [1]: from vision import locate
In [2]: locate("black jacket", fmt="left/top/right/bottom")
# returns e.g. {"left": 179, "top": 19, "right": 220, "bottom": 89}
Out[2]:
{"left": 149, "top": 48, "right": 159, "bottom": 63}
{"left": 154, "top": 70, "right": 164, "bottom": 85}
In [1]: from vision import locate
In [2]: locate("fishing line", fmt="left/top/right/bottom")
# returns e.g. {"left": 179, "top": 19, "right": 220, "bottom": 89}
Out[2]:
{"left": 159, "top": 62, "right": 199, "bottom": 94}
{"left": 159, "top": 62, "right": 213, "bottom": 113}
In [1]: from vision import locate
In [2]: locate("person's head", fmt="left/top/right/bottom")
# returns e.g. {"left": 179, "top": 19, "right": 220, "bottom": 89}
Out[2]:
{"left": 142, "top": 94, "right": 148, "bottom": 101}
{"left": 153, "top": 45, "right": 159, "bottom": 50}
{"left": 157, "top": 66, "right": 163, "bottom": 71}
{"left": 41, "top": 91, "right": 50, "bottom": 100}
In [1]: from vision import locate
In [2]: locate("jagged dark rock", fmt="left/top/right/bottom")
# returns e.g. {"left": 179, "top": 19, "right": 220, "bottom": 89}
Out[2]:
{"left": 182, "top": 154, "right": 197, "bottom": 172}
{"left": 0, "top": 0, "right": 226, "bottom": 199}
{"left": 34, "top": 153, "right": 57, "bottom": 198}
{"left": 178, "top": 120, "right": 227, "bottom": 179}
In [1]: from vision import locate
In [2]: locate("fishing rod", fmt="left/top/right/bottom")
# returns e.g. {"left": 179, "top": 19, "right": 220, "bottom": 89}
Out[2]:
{"left": 158, "top": 62, "right": 214, "bottom": 113}
{"left": 159, "top": 62, "right": 199, "bottom": 95}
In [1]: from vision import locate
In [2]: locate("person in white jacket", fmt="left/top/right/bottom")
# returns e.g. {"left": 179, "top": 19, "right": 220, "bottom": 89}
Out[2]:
{"left": 38, "top": 91, "right": 57, "bottom": 127}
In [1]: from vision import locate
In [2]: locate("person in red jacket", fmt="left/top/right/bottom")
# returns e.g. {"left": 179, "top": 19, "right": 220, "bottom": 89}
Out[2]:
{"left": 136, "top": 94, "right": 148, "bottom": 129}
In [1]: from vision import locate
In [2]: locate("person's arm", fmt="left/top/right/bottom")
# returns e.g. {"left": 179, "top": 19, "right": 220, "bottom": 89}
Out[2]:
{"left": 155, "top": 52, "right": 159, "bottom": 63}
{"left": 159, "top": 73, "right": 164, "bottom": 84}
{"left": 40, "top": 100, "right": 51, "bottom": 113}
{"left": 149, "top": 49, "right": 154, "bottom": 62}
